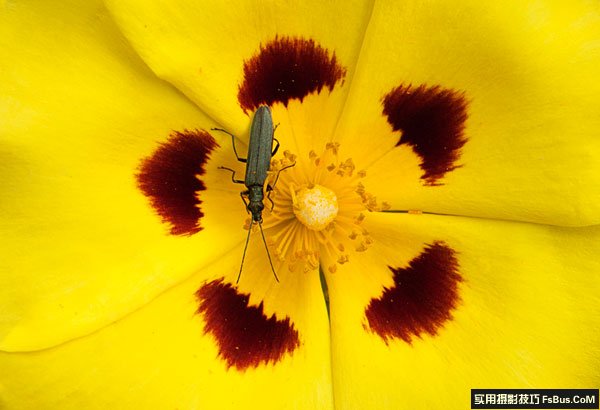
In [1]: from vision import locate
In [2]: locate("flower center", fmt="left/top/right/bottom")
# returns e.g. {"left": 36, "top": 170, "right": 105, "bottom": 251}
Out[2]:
{"left": 263, "top": 143, "right": 389, "bottom": 274}
{"left": 293, "top": 184, "right": 338, "bottom": 231}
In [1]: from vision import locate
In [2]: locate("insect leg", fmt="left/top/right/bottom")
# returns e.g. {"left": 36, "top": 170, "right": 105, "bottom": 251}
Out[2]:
{"left": 266, "top": 187, "right": 275, "bottom": 212}
{"left": 266, "top": 162, "right": 296, "bottom": 211}
{"left": 218, "top": 166, "right": 245, "bottom": 184}
{"left": 270, "top": 162, "right": 296, "bottom": 189}
{"left": 211, "top": 128, "right": 247, "bottom": 163}
{"left": 271, "top": 137, "right": 280, "bottom": 156}
{"left": 240, "top": 191, "right": 250, "bottom": 213}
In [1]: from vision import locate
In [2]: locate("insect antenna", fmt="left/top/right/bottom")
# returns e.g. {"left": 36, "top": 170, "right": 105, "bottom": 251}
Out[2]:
{"left": 236, "top": 221, "right": 280, "bottom": 284}
{"left": 259, "top": 221, "right": 280, "bottom": 282}
{"left": 236, "top": 221, "right": 253, "bottom": 284}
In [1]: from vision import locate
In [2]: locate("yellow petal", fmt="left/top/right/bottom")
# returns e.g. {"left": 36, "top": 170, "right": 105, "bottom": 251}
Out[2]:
{"left": 0, "top": 247, "right": 333, "bottom": 409}
{"left": 104, "top": 0, "right": 374, "bottom": 146}
{"left": 0, "top": 0, "right": 243, "bottom": 350}
{"left": 336, "top": 0, "right": 600, "bottom": 226}
{"left": 325, "top": 212, "right": 600, "bottom": 409}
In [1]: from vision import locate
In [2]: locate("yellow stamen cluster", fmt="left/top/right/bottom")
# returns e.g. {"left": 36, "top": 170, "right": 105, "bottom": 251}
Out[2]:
{"left": 292, "top": 184, "right": 339, "bottom": 231}
{"left": 263, "top": 143, "right": 385, "bottom": 274}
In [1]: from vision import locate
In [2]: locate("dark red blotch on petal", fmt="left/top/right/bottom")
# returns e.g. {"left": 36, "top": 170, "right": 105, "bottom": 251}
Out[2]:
{"left": 365, "top": 242, "right": 462, "bottom": 344}
{"left": 382, "top": 85, "right": 468, "bottom": 185}
{"left": 196, "top": 279, "right": 300, "bottom": 371}
{"left": 238, "top": 36, "right": 347, "bottom": 113}
{"left": 136, "top": 130, "right": 218, "bottom": 236}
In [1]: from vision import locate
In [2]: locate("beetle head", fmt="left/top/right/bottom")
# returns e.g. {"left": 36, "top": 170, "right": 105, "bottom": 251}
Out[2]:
{"left": 248, "top": 200, "right": 264, "bottom": 222}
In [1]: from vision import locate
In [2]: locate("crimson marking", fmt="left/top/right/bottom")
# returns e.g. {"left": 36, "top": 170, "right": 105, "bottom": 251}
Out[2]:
{"left": 137, "top": 130, "right": 217, "bottom": 236}
{"left": 365, "top": 242, "right": 462, "bottom": 344}
{"left": 196, "top": 279, "right": 300, "bottom": 370}
{"left": 382, "top": 85, "right": 468, "bottom": 185}
{"left": 238, "top": 36, "right": 346, "bottom": 113}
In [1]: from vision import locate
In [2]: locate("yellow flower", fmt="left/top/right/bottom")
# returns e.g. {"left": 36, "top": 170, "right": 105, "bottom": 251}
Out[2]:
{"left": 1, "top": 0, "right": 600, "bottom": 409}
